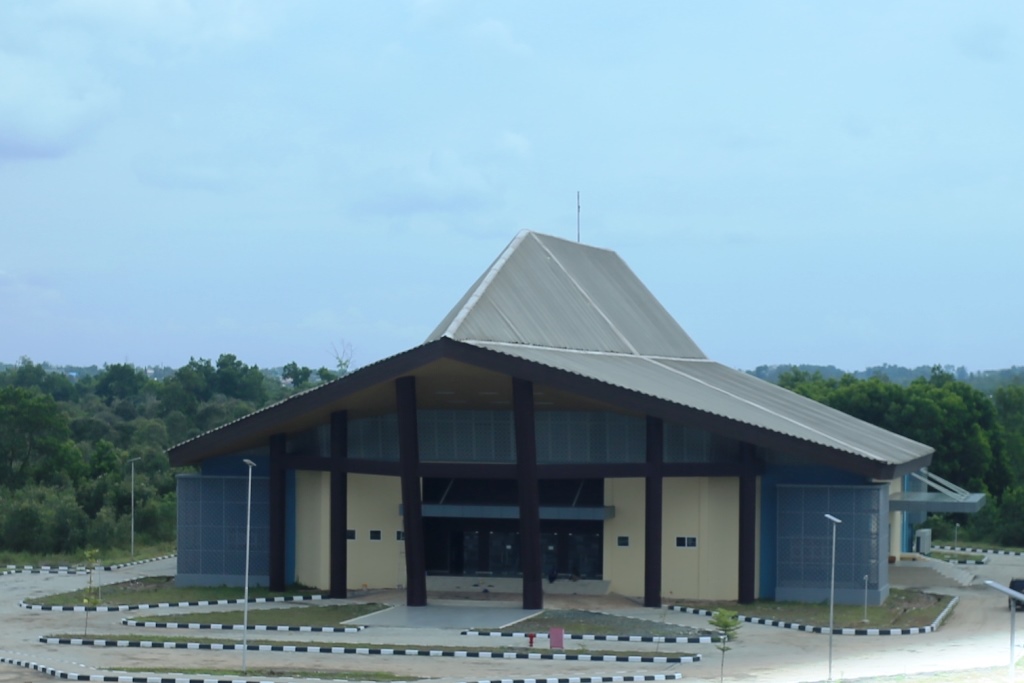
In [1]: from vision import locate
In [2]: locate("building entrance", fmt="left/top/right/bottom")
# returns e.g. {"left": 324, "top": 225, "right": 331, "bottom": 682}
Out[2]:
{"left": 424, "top": 518, "right": 603, "bottom": 579}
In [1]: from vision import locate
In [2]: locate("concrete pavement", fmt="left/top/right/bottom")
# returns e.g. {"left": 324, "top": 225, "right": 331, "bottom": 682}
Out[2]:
{"left": 1, "top": 553, "right": 1023, "bottom": 683}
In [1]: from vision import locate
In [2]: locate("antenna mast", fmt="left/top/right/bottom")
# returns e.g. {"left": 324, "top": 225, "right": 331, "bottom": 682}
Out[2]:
{"left": 576, "top": 191, "right": 581, "bottom": 242}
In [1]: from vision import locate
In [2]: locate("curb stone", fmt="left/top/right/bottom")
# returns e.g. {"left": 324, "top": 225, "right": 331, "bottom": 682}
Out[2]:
{"left": 934, "top": 544, "right": 1024, "bottom": 558}
{"left": 462, "top": 630, "right": 717, "bottom": 644}
{"left": 670, "top": 595, "right": 959, "bottom": 636}
{"left": 1, "top": 656, "right": 686, "bottom": 683}
{"left": 37, "top": 638, "right": 700, "bottom": 663}
{"left": 121, "top": 617, "right": 365, "bottom": 632}
{"left": 2, "top": 555, "right": 177, "bottom": 576}
{"left": 21, "top": 594, "right": 323, "bottom": 612}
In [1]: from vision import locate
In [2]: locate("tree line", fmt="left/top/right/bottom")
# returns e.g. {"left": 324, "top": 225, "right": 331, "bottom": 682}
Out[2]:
{"left": 0, "top": 355, "right": 344, "bottom": 557}
{"left": 3, "top": 355, "right": 1023, "bottom": 556}
{"left": 778, "top": 367, "right": 1024, "bottom": 546}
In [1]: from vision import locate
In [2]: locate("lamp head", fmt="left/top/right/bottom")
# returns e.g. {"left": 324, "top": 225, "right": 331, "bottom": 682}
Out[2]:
{"left": 243, "top": 459, "right": 256, "bottom": 468}
{"left": 824, "top": 513, "right": 842, "bottom": 524}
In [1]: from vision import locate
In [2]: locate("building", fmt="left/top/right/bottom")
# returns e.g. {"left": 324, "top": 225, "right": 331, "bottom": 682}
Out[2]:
{"left": 168, "top": 231, "right": 984, "bottom": 609}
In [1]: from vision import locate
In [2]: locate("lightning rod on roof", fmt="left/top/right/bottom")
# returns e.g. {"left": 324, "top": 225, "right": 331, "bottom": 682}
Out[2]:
{"left": 577, "top": 191, "right": 581, "bottom": 242}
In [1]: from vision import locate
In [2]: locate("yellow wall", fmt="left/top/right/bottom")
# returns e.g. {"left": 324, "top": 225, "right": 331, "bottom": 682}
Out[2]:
{"left": 603, "top": 478, "right": 646, "bottom": 597}
{"left": 661, "top": 477, "right": 740, "bottom": 601}
{"left": 347, "top": 473, "right": 405, "bottom": 590}
{"left": 294, "top": 471, "right": 331, "bottom": 590}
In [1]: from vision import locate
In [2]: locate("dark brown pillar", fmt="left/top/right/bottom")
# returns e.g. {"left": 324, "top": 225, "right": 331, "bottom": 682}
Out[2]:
{"left": 396, "top": 376, "right": 427, "bottom": 607}
{"left": 738, "top": 442, "right": 757, "bottom": 604}
{"left": 644, "top": 416, "right": 664, "bottom": 608}
{"left": 268, "top": 433, "right": 287, "bottom": 592}
{"left": 513, "top": 377, "right": 543, "bottom": 610}
{"left": 329, "top": 411, "right": 348, "bottom": 599}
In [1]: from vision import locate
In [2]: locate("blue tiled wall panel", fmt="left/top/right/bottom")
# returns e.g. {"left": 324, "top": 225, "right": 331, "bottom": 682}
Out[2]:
{"left": 176, "top": 473, "right": 271, "bottom": 587}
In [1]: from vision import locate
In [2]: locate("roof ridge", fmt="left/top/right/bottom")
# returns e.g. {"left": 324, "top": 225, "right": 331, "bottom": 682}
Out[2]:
{"left": 438, "top": 230, "right": 532, "bottom": 340}
{"left": 533, "top": 234, "right": 640, "bottom": 355}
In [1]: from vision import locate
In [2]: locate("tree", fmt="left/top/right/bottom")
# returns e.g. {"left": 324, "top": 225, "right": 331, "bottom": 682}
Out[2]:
{"left": 709, "top": 608, "right": 741, "bottom": 683}
{"left": 282, "top": 361, "right": 313, "bottom": 389}
{"left": 214, "top": 354, "right": 266, "bottom": 405}
{"left": 0, "top": 386, "right": 73, "bottom": 488}
{"left": 94, "top": 363, "right": 150, "bottom": 405}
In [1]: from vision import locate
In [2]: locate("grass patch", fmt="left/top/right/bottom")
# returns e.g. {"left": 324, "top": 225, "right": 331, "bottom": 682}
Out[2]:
{"left": 508, "top": 609, "right": 709, "bottom": 637}
{"left": 162, "top": 603, "right": 388, "bottom": 627}
{"left": 0, "top": 543, "right": 177, "bottom": 568}
{"left": 676, "top": 588, "right": 952, "bottom": 630}
{"left": 28, "top": 575, "right": 321, "bottom": 607}
{"left": 47, "top": 633, "right": 694, "bottom": 657}
{"left": 116, "top": 667, "right": 409, "bottom": 681}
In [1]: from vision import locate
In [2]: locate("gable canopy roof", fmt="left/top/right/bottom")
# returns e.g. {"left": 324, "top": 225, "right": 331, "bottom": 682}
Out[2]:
{"left": 169, "top": 230, "right": 934, "bottom": 478}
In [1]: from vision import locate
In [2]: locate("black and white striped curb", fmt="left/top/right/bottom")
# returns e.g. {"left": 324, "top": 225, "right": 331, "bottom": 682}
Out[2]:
{"left": 3, "top": 555, "right": 177, "bottom": 577}
{"left": 934, "top": 545, "right": 1024, "bottom": 558}
{"left": 0, "top": 656, "right": 277, "bottom": 683}
{"left": 2, "top": 566, "right": 91, "bottom": 576}
{"left": 944, "top": 557, "right": 989, "bottom": 565}
{"left": 21, "top": 594, "right": 324, "bottom": 612}
{"left": 38, "top": 638, "right": 699, "bottom": 663}
{"left": 121, "top": 617, "right": 364, "bottom": 632}
{"left": 2, "top": 656, "right": 686, "bottom": 683}
{"left": 670, "top": 596, "right": 958, "bottom": 636}
{"left": 461, "top": 631, "right": 718, "bottom": 644}
{"left": 460, "top": 676, "right": 685, "bottom": 683}
{"left": 97, "top": 554, "right": 178, "bottom": 571}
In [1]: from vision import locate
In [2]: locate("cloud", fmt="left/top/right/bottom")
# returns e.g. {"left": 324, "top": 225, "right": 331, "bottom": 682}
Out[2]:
{"left": 955, "top": 23, "right": 1010, "bottom": 62}
{"left": 0, "top": 50, "right": 116, "bottom": 160}
{"left": 0, "top": 270, "right": 63, "bottom": 317}
{"left": 352, "top": 149, "right": 497, "bottom": 217}
{"left": 497, "top": 131, "right": 532, "bottom": 159}
{"left": 132, "top": 149, "right": 243, "bottom": 192}
{"left": 469, "top": 19, "right": 532, "bottom": 57}
{"left": 50, "top": 0, "right": 280, "bottom": 49}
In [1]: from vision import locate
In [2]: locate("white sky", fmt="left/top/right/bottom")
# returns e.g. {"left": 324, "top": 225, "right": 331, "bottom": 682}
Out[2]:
{"left": 2, "top": 1, "right": 1022, "bottom": 374}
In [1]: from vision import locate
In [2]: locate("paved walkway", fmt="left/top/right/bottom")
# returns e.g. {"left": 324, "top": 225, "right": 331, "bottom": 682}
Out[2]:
{"left": 1, "top": 554, "right": 1022, "bottom": 682}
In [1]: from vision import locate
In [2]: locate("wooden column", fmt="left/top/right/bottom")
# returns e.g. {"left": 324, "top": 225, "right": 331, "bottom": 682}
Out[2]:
{"left": 268, "top": 433, "right": 287, "bottom": 592}
{"left": 396, "top": 376, "right": 427, "bottom": 607}
{"left": 513, "top": 377, "right": 543, "bottom": 610}
{"left": 738, "top": 442, "right": 757, "bottom": 604}
{"left": 329, "top": 411, "right": 348, "bottom": 599}
{"left": 644, "top": 416, "right": 664, "bottom": 608}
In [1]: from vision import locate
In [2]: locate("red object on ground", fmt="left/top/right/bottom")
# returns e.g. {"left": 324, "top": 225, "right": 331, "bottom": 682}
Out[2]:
{"left": 549, "top": 627, "right": 564, "bottom": 649}
{"left": 527, "top": 633, "right": 535, "bottom": 647}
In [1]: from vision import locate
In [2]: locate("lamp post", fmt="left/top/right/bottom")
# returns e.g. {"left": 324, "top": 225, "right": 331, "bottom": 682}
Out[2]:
{"left": 825, "top": 513, "right": 843, "bottom": 682}
{"left": 984, "top": 580, "right": 1024, "bottom": 681}
{"left": 955, "top": 522, "right": 960, "bottom": 549}
{"left": 127, "top": 457, "right": 141, "bottom": 559}
{"left": 862, "top": 574, "right": 869, "bottom": 623}
{"left": 242, "top": 458, "right": 256, "bottom": 675}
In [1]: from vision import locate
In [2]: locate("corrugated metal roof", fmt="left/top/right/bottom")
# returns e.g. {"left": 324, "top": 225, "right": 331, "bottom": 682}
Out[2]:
{"left": 427, "top": 231, "right": 706, "bottom": 359}
{"left": 426, "top": 230, "right": 931, "bottom": 467}
{"left": 171, "top": 230, "right": 933, "bottom": 471}
{"left": 465, "top": 342, "right": 931, "bottom": 466}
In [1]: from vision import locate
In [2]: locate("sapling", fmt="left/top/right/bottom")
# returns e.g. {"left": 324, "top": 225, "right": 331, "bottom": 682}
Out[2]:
{"left": 709, "top": 608, "right": 741, "bottom": 683}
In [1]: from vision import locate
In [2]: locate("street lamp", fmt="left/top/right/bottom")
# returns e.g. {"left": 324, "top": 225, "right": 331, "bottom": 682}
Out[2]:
{"left": 825, "top": 513, "right": 843, "bottom": 682}
{"left": 984, "top": 580, "right": 1024, "bottom": 680}
{"left": 955, "top": 522, "right": 960, "bottom": 548}
{"left": 242, "top": 458, "right": 256, "bottom": 675}
{"left": 127, "top": 457, "right": 141, "bottom": 559}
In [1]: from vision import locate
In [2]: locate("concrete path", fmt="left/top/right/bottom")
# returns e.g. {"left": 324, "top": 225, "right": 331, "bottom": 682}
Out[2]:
{"left": 1, "top": 554, "right": 1023, "bottom": 683}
